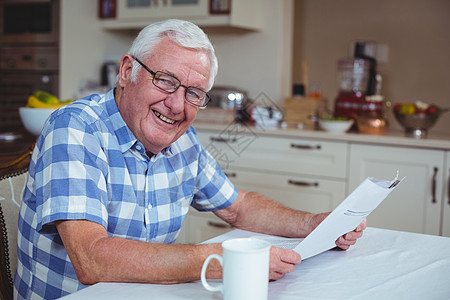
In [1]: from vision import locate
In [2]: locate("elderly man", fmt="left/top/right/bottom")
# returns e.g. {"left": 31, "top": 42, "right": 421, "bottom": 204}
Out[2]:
{"left": 14, "top": 19, "right": 366, "bottom": 299}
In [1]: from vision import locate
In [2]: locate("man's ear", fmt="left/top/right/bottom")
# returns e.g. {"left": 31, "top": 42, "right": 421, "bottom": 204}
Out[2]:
{"left": 118, "top": 54, "right": 134, "bottom": 87}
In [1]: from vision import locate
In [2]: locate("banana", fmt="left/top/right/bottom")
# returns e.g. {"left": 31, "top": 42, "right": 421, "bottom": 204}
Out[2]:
{"left": 33, "top": 90, "right": 59, "bottom": 105}
{"left": 27, "top": 95, "right": 70, "bottom": 109}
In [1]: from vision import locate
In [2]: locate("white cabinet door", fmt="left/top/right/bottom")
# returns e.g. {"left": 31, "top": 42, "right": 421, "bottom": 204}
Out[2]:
{"left": 349, "top": 144, "right": 444, "bottom": 235}
{"left": 226, "top": 169, "right": 346, "bottom": 213}
{"left": 442, "top": 151, "right": 450, "bottom": 237}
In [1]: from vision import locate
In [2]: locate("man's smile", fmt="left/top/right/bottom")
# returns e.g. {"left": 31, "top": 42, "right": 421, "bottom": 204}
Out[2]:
{"left": 153, "top": 110, "right": 176, "bottom": 124}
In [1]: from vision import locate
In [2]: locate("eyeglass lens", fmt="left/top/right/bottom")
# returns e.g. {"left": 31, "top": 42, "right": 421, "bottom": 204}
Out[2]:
{"left": 135, "top": 57, "right": 210, "bottom": 107}
{"left": 153, "top": 72, "right": 209, "bottom": 106}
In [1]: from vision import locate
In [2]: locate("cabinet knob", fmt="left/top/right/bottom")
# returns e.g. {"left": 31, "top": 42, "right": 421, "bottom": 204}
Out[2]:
{"left": 431, "top": 167, "right": 438, "bottom": 204}
{"left": 448, "top": 168, "right": 450, "bottom": 205}
{"left": 224, "top": 172, "right": 236, "bottom": 178}
{"left": 210, "top": 137, "right": 236, "bottom": 143}
{"left": 288, "top": 179, "right": 319, "bottom": 187}
{"left": 290, "top": 143, "right": 321, "bottom": 150}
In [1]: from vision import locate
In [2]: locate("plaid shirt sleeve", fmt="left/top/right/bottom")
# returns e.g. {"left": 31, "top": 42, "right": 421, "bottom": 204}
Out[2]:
{"left": 35, "top": 106, "right": 110, "bottom": 233}
{"left": 188, "top": 127, "right": 238, "bottom": 212}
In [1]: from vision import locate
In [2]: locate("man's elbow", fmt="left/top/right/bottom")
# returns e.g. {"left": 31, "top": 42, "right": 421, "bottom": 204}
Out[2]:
{"left": 74, "top": 266, "right": 101, "bottom": 286}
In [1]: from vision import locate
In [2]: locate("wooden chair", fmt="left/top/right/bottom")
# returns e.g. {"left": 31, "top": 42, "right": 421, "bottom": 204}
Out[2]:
{"left": 0, "top": 143, "right": 33, "bottom": 300}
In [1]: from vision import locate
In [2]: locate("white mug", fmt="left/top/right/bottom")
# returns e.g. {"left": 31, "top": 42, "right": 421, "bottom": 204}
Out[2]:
{"left": 201, "top": 238, "right": 271, "bottom": 300}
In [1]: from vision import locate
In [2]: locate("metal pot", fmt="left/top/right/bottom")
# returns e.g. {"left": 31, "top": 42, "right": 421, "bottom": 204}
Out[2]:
{"left": 208, "top": 86, "right": 247, "bottom": 110}
{"left": 208, "top": 86, "right": 249, "bottom": 123}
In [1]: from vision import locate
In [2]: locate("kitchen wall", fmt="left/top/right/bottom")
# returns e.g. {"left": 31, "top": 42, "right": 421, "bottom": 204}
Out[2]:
{"left": 293, "top": 0, "right": 450, "bottom": 134}
{"left": 206, "top": 1, "right": 293, "bottom": 106}
{"left": 60, "top": 0, "right": 449, "bottom": 135}
{"left": 59, "top": 0, "right": 294, "bottom": 107}
{"left": 60, "top": 0, "right": 135, "bottom": 99}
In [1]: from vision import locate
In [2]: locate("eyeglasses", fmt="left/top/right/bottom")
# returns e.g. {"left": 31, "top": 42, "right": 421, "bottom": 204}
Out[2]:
{"left": 134, "top": 57, "right": 211, "bottom": 108}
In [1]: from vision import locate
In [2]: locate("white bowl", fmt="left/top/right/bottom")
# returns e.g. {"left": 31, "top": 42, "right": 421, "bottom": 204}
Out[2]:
{"left": 19, "top": 107, "right": 56, "bottom": 136}
{"left": 319, "top": 119, "right": 353, "bottom": 134}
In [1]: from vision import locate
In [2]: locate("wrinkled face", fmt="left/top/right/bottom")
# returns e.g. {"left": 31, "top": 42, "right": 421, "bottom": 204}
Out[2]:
{"left": 116, "top": 38, "right": 211, "bottom": 154}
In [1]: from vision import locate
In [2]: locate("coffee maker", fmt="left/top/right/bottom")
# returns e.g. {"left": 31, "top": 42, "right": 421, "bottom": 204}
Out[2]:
{"left": 333, "top": 57, "right": 371, "bottom": 120}
{"left": 333, "top": 42, "right": 379, "bottom": 120}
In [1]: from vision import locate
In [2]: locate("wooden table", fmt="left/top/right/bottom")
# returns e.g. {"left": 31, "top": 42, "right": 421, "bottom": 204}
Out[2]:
{"left": 0, "top": 130, "right": 35, "bottom": 179}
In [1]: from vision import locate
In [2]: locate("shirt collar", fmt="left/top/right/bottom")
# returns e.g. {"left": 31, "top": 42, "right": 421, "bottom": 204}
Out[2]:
{"left": 103, "top": 89, "right": 137, "bottom": 154}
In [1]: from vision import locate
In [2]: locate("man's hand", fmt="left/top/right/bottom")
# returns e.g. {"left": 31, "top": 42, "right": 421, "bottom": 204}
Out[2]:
{"left": 335, "top": 219, "right": 367, "bottom": 250}
{"left": 310, "top": 213, "right": 367, "bottom": 251}
{"left": 269, "top": 247, "right": 301, "bottom": 281}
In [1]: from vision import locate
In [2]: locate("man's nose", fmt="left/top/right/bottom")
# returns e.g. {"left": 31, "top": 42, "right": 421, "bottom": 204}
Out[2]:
{"left": 165, "top": 88, "right": 185, "bottom": 113}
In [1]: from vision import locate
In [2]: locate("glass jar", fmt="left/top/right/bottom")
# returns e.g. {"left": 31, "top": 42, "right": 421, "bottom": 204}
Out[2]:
{"left": 337, "top": 58, "right": 370, "bottom": 94}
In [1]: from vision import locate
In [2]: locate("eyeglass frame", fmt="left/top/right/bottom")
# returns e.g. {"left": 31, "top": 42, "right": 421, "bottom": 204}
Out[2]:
{"left": 133, "top": 57, "right": 211, "bottom": 108}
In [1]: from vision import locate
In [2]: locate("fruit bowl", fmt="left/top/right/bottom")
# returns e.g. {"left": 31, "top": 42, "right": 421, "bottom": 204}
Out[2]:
{"left": 19, "top": 90, "right": 74, "bottom": 136}
{"left": 393, "top": 102, "right": 447, "bottom": 138}
{"left": 19, "top": 107, "right": 56, "bottom": 136}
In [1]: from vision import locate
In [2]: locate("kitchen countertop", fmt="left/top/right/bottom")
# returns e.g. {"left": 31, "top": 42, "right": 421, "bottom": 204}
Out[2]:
{"left": 1, "top": 122, "right": 449, "bottom": 167}
{"left": 193, "top": 121, "right": 450, "bottom": 151}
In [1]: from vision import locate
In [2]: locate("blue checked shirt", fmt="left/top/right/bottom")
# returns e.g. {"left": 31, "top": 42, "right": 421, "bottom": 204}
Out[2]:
{"left": 14, "top": 89, "right": 238, "bottom": 299}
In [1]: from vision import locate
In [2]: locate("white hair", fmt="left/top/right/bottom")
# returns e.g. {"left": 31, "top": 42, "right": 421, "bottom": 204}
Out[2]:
{"left": 126, "top": 19, "right": 218, "bottom": 91}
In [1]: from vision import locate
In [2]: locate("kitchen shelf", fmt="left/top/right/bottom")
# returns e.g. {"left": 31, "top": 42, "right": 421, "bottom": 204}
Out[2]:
{"left": 101, "top": 0, "right": 261, "bottom": 32}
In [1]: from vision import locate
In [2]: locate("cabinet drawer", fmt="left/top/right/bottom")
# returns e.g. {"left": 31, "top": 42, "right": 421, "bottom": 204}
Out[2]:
{"left": 197, "top": 130, "right": 348, "bottom": 179}
{"left": 226, "top": 169, "right": 346, "bottom": 213}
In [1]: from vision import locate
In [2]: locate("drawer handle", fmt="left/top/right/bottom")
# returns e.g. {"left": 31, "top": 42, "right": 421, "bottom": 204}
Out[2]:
{"left": 431, "top": 167, "right": 438, "bottom": 204}
{"left": 288, "top": 179, "right": 319, "bottom": 187}
{"left": 290, "top": 143, "right": 321, "bottom": 150}
{"left": 224, "top": 172, "right": 236, "bottom": 178}
{"left": 207, "top": 221, "right": 233, "bottom": 229}
{"left": 448, "top": 168, "right": 450, "bottom": 205}
{"left": 210, "top": 137, "right": 236, "bottom": 143}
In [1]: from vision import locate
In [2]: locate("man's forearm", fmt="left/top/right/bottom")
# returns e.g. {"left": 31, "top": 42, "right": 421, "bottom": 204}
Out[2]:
{"left": 216, "top": 190, "right": 317, "bottom": 238}
{"left": 57, "top": 220, "right": 223, "bottom": 285}
{"left": 85, "top": 238, "right": 222, "bottom": 284}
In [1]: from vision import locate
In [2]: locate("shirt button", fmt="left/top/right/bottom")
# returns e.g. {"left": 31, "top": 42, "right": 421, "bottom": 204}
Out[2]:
{"left": 148, "top": 204, "right": 152, "bottom": 210}
{"left": 136, "top": 145, "right": 142, "bottom": 151}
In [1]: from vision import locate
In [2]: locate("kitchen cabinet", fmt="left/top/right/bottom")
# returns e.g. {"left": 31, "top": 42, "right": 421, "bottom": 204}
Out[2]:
{"left": 116, "top": 0, "right": 209, "bottom": 20}
{"left": 197, "top": 129, "right": 348, "bottom": 208}
{"left": 176, "top": 124, "right": 450, "bottom": 243}
{"left": 348, "top": 143, "right": 445, "bottom": 235}
{"left": 101, "top": 0, "right": 261, "bottom": 31}
{"left": 221, "top": 169, "right": 346, "bottom": 213}
{"left": 177, "top": 128, "right": 348, "bottom": 243}
{"left": 196, "top": 129, "right": 348, "bottom": 180}
{"left": 442, "top": 151, "right": 450, "bottom": 237}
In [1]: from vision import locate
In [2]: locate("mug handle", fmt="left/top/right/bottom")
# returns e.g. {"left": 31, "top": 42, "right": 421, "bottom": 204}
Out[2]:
{"left": 201, "top": 254, "right": 223, "bottom": 292}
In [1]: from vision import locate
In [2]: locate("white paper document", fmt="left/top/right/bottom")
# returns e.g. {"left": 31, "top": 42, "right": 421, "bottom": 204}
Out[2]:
{"left": 292, "top": 173, "right": 403, "bottom": 260}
